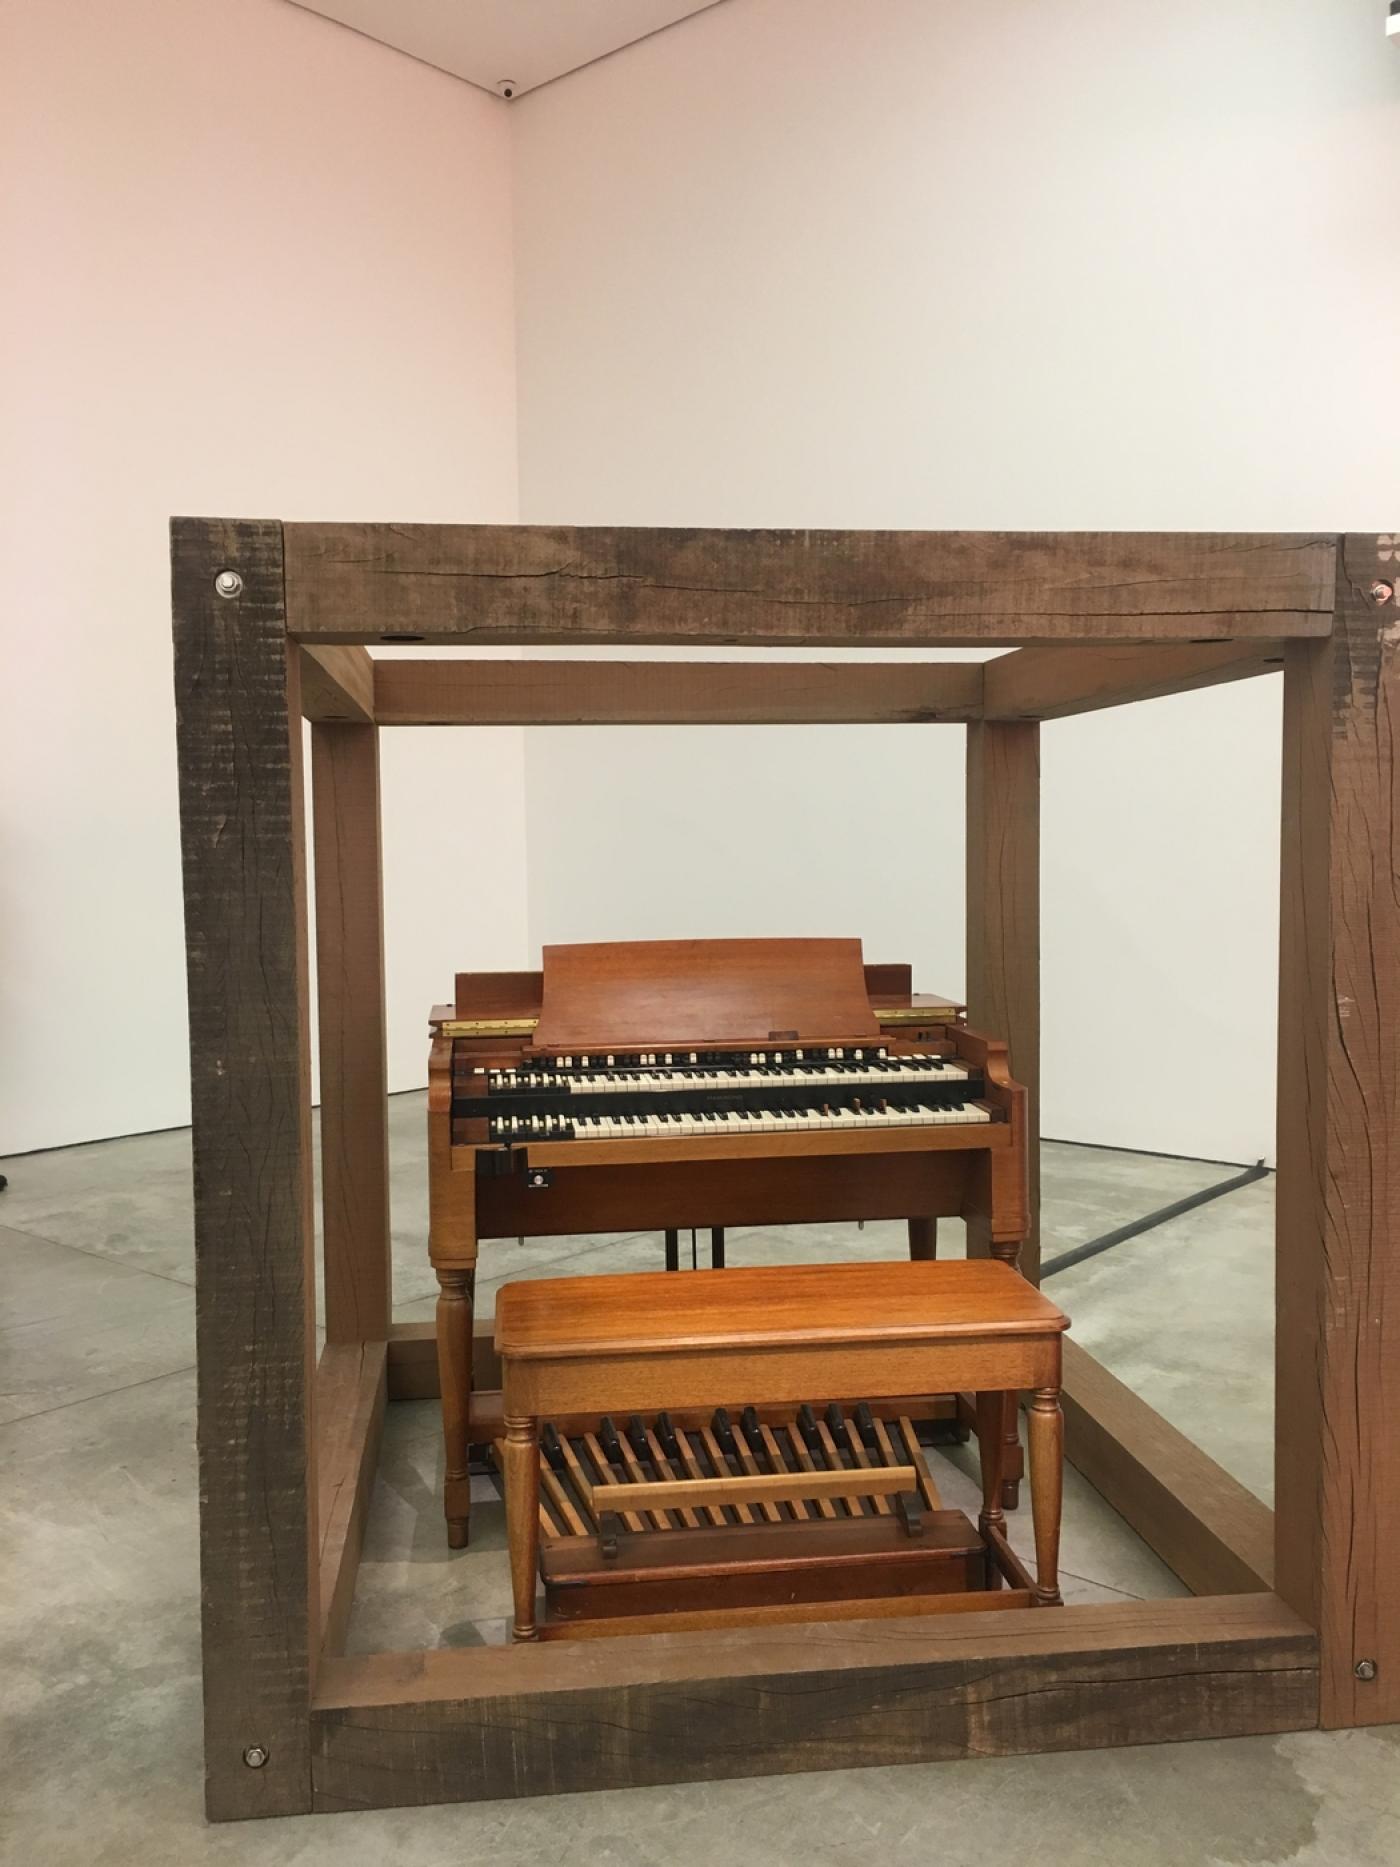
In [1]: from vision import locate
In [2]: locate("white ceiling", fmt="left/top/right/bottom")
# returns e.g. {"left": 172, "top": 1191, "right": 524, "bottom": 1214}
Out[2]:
{"left": 289, "top": 0, "right": 729, "bottom": 98}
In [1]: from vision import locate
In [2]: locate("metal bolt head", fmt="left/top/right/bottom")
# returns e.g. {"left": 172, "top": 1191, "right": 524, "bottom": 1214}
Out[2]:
{"left": 214, "top": 570, "right": 244, "bottom": 599}
{"left": 1355, "top": 1658, "right": 1378, "bottom": 1681}
{"left": 243, "top": 1744, "right": 269, "bottom": 1768}
{"left": 1369, "top": 581, "right": 1393, "bottom": 605}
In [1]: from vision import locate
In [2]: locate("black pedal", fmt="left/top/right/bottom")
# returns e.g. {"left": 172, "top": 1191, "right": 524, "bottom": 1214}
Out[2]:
{"left": 598, "top": 1417, "right": 624, "bottom": 1467}
{"left": 740, "top": 1405, "right": 765, "bottom": 1455}
{"left": 796, "top": 1403, "right": 821, "bottom": 1452}
{"left": 598, "top": 1511, "right": 622, "bottom": 1562}
{"left": 824, "top": 1402, "right": 848, "bottom": 1444}
{"left": 655, "top": 1411, "right": 682, "bottom": 1463}
{"left": 854, "top": 1402, "right": 880, "bottom": 1451}
{"left": 540, "top": 1423, "right": 566, "bottom": 1472}
{"left": 711, "top": 1407, "right": 737, "bottom": 1457}
{"left": 626, "top": 1414, "right": 650, "bottom": 1461}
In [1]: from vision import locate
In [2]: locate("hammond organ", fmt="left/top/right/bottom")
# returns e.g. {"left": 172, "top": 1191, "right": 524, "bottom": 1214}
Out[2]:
{"left": 428, "top": 938, "right": 1030, "bottom": 1548}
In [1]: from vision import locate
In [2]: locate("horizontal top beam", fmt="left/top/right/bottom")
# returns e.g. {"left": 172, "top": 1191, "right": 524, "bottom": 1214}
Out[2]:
{"left": 373, "top": 658, "right": 982, "bottom": 725}
{"left": 280, "top": 523, "right": 1335, "bottom": 649}
{"left": 983, "top": 639, "right": 1284, "bottom": 721}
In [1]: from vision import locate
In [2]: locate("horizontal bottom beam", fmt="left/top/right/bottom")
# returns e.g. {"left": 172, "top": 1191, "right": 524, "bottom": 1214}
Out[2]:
{"left": 311, "top": 1594, "right": 1315, "bottom": 1810}
{"left": 1061, "top": 1340, "right": 1273, "bottom": 1595}
{"left": 388, "top": 1316, "right": 495, "bottom": 1399}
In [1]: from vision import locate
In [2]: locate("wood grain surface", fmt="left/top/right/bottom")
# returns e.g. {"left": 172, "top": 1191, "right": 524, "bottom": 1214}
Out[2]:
{"left": 310, "top": 1595, "right": 1316, "bottom": 1808}
{"left": 983, "top": 640, "right": 1282, "bottom": 720}
{"left": 495, "top": 1259, "right": 1067, "bottom": 1360}
{"left": 284, "top": 524, "right": 1335, "bottom": 647}
{"left": 966, "top": 720, "right": 1041, "bottom": 1279}
{"left": 374, "top": 658, "right": 983, "bottom": 724}
{"left": 1276, "top": 534, "right": 1400, "bottom": 1727}
{"left": 311, "top": 723, "right": 391, "bottom": 1342}
{"left": 172, "top": 516, "right": 316, "bottom": 1820}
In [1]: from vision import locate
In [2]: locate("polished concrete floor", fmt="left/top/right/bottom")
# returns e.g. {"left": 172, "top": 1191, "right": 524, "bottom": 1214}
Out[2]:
{"left": 2, "top": 1099, "right": 1396, "bottom": 1865}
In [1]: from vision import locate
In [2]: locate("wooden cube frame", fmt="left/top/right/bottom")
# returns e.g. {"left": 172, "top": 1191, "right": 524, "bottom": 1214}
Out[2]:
{"left": 171, "top": 521, "right": 1399, "bottom": 1822}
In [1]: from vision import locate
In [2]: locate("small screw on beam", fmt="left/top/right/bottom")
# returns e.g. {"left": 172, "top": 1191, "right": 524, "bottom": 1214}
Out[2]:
{"left": 214, "top": 570, "right": 244, "bottom": 599}
{"left": 243, "top": 1744, "right": 269, "bottom": 1768}
{"left": 1355, "top": 1659, "right": 1378, "bottom": 1681}
{"left": 1369, "top": 581, "right": 1394, "bottom": 605}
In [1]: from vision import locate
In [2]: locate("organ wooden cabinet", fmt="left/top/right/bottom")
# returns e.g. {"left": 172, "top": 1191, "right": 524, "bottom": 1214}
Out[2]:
{"left": 427, "top": 936, "right": 1032, "bottom": 1561}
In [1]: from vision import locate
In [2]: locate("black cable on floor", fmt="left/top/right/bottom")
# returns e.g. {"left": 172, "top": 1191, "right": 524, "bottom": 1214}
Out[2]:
{"left": 1039, "top": 1160, "right": 1270, "bottom": 1280}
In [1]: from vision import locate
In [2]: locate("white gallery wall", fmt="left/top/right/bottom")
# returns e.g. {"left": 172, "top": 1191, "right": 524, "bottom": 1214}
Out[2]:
{"left": 1, "top": 0, "right": 523, "bottom": 1153}
{"left": 6, "top": 0, "right": 1398, "bottom": 1164}
{"left": 512, "top": 0, "right": 1400, "bottom": 1163}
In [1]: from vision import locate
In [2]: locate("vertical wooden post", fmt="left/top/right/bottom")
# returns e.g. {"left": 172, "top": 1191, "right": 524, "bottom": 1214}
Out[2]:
{"left": 311, "top": 723, "right": 391, "bottom": 1343}
{"left": 1276, "top": 534, "right": 1400, "bottom": 1728}
{"left": 172, "top": 518, "right": 317, "bottom": 1819}
{"left": 966, "top": 720, "right": 1041, "bottom": 1281}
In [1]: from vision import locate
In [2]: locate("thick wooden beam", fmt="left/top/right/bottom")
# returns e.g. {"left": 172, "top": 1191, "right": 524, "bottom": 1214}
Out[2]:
{"left": 374, "top": 658, "right": 983, "bottom": 726}
{"left": 172, "top": 517, "right": 316, "bottom": 1821}
{"left": 311, "top": 723, "right": 391, "bottom": 1343}
{"left": 966, "top": 721, "right": 1041, "bottom": 1280}
{"left": 983, "top": 641, "right": 1284, "bottom": 720}
{"left": 310, "top": 1595, "right": 1315, "bottom": 1809}
{"left": 300, "top": 645, "right": 375, "bottom": 721}
{"left": 316, "top": 1341, "right": 387, "bottom": 1658}
{"left": 1276, "top": 534, "right": 1400, "bottom": 1729}
{"left": 284, "top": 525, "right": 1334, "bottom": 648}
{"left": 1061, "top": 1339, "right": 1273, "bottom": 1595}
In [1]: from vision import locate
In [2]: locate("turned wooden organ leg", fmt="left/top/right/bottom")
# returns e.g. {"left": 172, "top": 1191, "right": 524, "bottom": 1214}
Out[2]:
{"left": 435, "top": 1267, "right": 474, "bottom": 1549}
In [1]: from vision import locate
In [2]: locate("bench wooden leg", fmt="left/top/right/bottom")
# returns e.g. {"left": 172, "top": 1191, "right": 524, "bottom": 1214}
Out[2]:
{"left": 907, "top": 1216, "right": 938, "bottom": 1261}
{"left": 991, "top": 1237, "right": 1025, "bottom": 1509}
{"left": 435, "top": 1266, "right": 473, "bottom": 1548}
{"left": 975, "top": 1389, "right": 1006, "bottom": 1587}
{"left": 504, "top": 1413, "right": 540, "bottom": 1640}
{"left": 664, "top": 1228, "right": 680, "bottom": 1272}
{"left": 1027, "top": 1385, "right": 1063, "bottom": 1606}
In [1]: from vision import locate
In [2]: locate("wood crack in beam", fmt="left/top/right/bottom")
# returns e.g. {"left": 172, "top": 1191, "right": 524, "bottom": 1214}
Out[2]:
{"left": 285, "top": 525, "right": 1336, "bottom": 648}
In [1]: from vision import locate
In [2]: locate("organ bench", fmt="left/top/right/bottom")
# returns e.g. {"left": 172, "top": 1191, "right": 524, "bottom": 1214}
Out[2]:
{"left": 496, "top": 1257, "right": 1069, "bottom": 1641}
